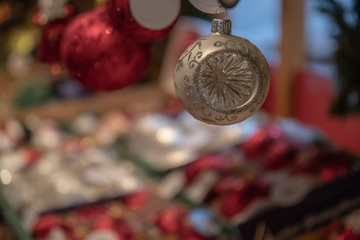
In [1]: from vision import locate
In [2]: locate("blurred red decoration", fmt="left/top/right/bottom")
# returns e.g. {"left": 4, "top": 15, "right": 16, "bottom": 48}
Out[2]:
{"left": 34, "top": 4, "right": 75, "bottom": 64}
{"left": 32, "top": 214, "right": 65, "bottom": 239}
{"left": 320, "top": 164, "right": 347, "bottom": 182}
{"left": 241, "top": 128, "right": 275, "bottom": 159}
{"left": 120, "top": 190, "right": 150, "bottom": 211}
{"left": 217, "top": 180, "right": 269, "bottom": 219}
{"left": 212, "top": 176, "right": 248, "bottom": 196}
{"left": 292, "top": 145, "right": 351, "bottom": 180}
{"left": 94, "top": 212, "right": 114, "bottom": 230}
{"left": 263, "top": 140, "right": 296, "bottom": 170}
{"left": 323, "top": 220, "right": 341, "bottom": 240}
{"left": 50, "top": 63, "right": 62, "bottom": 75}
{"left": 337, "top": 228, "right": 360, "bottom": 240}
{"left": 60, "top": 6, "right": 150, "bottom": 91}
{"left": 106, "top": 0, "right": 177, "bottom": 44}
{"left": 24, "top": 148, "right": 42, "bottom": 166}
{"left": 76, "top": 204, "right": 107, "bottom": 223}
{"left": 156, "top": 206, "right": 186, "bottom": 234}
{"left": 112, "top": 219, "right": 136, "bottom": 240}
{"left": 185, "top": 154, "right": 228, "bottom": 183}
{"left": 156, "top": 206, "right": 208, "bottom": 240}
{"left": 38, "top": 22, "right": 68, "bottom": 63}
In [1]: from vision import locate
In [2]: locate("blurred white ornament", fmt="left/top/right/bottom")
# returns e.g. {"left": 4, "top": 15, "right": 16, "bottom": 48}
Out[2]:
{"left": 38, "top": 0, "right": 68, "bottom": 24}
{"left": 130, "top": 0, "right": 181, "bottom": 30}
{"left": 189, "top": 0, "right": 225, "bottom": 14}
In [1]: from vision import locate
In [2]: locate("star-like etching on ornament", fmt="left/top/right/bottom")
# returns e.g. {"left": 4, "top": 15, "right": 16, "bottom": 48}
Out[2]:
{"left": 194, "top": 50, "right": 256, "bottom": 113}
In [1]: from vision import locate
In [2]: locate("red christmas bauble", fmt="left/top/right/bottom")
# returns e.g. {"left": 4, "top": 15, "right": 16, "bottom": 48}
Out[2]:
{"left": 60, "top": 6, "right": 150, "bottom": 91}
{"left": 107, "top": 0, "right": 177, "bottom": 44}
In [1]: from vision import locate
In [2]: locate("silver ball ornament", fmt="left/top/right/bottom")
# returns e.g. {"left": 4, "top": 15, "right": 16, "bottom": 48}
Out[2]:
{"left": 174, "top": 19, "right": 270, "bottom": 125}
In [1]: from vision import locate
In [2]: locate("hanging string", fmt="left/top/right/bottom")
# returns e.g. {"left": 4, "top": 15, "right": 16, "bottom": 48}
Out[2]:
{"left": 215, "top": 0, "right": 242, "bottom": 19}
{"left": 215, "top": 3, "right": 228, "bottom": 19}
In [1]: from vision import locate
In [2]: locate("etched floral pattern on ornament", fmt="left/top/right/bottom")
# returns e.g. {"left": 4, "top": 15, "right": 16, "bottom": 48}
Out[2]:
{"left": 194, "top": 50, "right": 256, "bottom": 113}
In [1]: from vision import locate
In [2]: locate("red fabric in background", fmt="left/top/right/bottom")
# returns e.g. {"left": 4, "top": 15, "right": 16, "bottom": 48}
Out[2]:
{"left": 294, "top": 71, "right": 360, "bottom": 156}
{"left": 261, "top": 65, "right": 276, "bottom": 114}
{"left": 263, "top": 66, "right": 360, "bottom": 156}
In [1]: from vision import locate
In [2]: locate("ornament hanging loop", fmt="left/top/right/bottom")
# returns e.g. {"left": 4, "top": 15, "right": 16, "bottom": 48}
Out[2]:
{"left": 215, "top": 3, "right": 228, "bottom": 19}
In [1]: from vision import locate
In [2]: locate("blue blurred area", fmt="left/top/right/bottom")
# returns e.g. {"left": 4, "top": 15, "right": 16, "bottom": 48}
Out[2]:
{"left": 192, "top": 0, "right": 356, "bottom": 76}
{"left": 229, "top": 0, "right": 281, "bottom": 63}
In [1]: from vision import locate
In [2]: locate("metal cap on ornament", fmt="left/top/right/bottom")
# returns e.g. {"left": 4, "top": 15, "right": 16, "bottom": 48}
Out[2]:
{"left": 211, "top": 19, "right": 232, "bottom": 34}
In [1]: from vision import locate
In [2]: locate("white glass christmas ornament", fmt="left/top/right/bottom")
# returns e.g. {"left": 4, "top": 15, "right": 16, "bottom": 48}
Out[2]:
{"left": 174, "top": 19, "right": 270, "bottom": 125}
{"left": 130, "top": 0, "right": 181, "bottom": 30}
{"left": 188, "top": 0, "right": 225, "bottom": 14}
